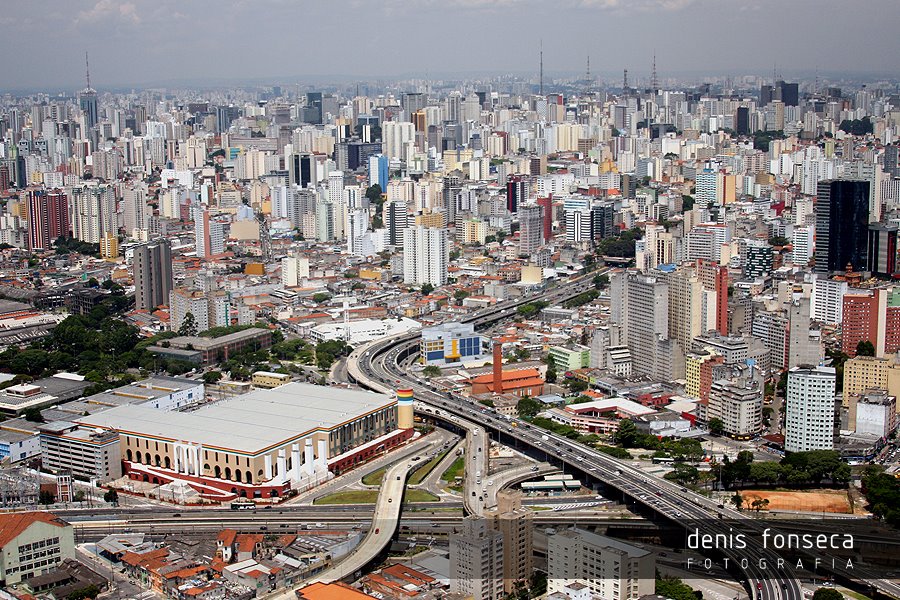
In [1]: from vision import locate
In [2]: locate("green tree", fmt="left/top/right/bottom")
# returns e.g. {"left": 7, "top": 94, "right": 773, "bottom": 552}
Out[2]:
{"left": 656, "top": 576, "right": 701, "bottom": 600}
{"left": 597, "top": 445, "right": 632, "bottom": 459}
{"left": 178, "top": 312, "right": 198, "bottom": 337}
{"left": 73, "top": 490, "right": 86, "bottom": 502}
{"left": 856, "top": 340, "right": 876, "bottom": 357}
{"left": 39, "top": 490, "right": 55, "bottom": 505}
{"left": 731, "top": 492, "right": 743, "bottom": 511}
{"left": 202, "top": 370, "right": 223, "bottom": 385}
{"left": 312, "top": 292, "right": 332, "bottom": 303}
{"left": 748, "top": 461, "right": 781, "bottom": 485}
{"left": 421, "top": 283, "right": 435, "bottom": 296}
{"left": 615, "top": 419, "right": 642, "bottom": 448}
{"left": 565, "top": 378, "right": 588, "bottom": 393}
{"left": 8, "top": 349, "right": 50, "bottom": 376}
{"left": 545, "top": 367, "right": 557, "bottom": 383}
{"left": 103, "top": 488, "right": 119, "bottom": 504}
{"left": 422, "top": 365, "right": 442, "bottom": 377}
{"left": 365, "top": 184, "right": 383, "bottom": 203}
{"left": 454, "top": 290, "right": 470, "bottom": 305}
{"left": 812, "top": 589, "right": 843, "bottom": 600}
{"left": 67, "top": 584, "right": 101, "bottom": 600}
{"left": 707, "top": 418, "right": 725, "bottom": 435}
{"left": 666, "top": 463, "right": 700, "bottom": 486}
{"left": 517, "top": 396, "right": 543, "bottom": 418}
{"left": 750, "top": 497, "right": 770, "bottom": 512}
{"left": 24, "top": 407, "right": 44, "bottom": 423}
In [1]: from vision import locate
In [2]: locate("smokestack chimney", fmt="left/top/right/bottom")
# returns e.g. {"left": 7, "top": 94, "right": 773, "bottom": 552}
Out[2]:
{"left": 493, "top": 341, "right": 503, "bottom": 393}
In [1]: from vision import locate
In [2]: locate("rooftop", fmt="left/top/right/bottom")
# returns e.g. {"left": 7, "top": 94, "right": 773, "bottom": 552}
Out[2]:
{"left": 85, "top": 376, "right": 200, "bottom": 406}
{"left": 167, "top": 327, "right": 270, "bottom": 350}
{"left": 0, "top": 511, "right": 70, "bottom": 548}
{"left": 76, "top": 382, "right": 396, "bottom": 454}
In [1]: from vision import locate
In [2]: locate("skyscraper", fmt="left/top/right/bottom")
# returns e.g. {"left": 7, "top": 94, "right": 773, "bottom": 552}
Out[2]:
{"left": 403, "top": 226, "right": 448, "bottom": 287}
{"left": 785, "top": 366, "right": 837, "bottom": 452}
{"left": 69, "top": 183, "right": 117, "bottom": 244}
{"left": 26, "top": 189, "right": 69, "bottom": 251}
{"left": 368, "top": 153, "right": 389, "bottom": 192}
{"left": 506, "top": 175, "right": 527, "bottom": 213}
{"left": 814, "top": 179, "right": 870, "bottom": 273}
{"left": 546, "top": 528, "right": 654, "bottom": 600}
{"left": 449, "top": 516, "right": 504, "bottom": 600}
{"left": 288, "top": 152, "right": 316, "bottom": 188}
{"left": 123, "top": 183, "right": 151, "bottom": 240}
{"left": 195, "top": 209, "right": 225, "bottom": 258}
{"left": 79, "top": 89, "right": 98, "bottom": 137}
{"left": 868, "top": 223, "right": 898, "bottom": 278}
{"left": 133, "top": 239, "right": 173, "bottom": 311}
{"left": 884, "top": 144, "right": 900, "bottom": 179}
{"left": 486, "top": 491, "right": 533, "bottom": 595}
{"left": 735, "top": 106, "right": 750, "bottom": 135}
{"left": 518, "top": 204, "right": 543, "bottom": 255}
{"left": 536, "top": 196, "right": 553, "bottom": 242}
{"left": 382, "top": 121, "right": 415, "bottom": 161}
{"left": 384, "top": 199, "right": 408, "bottom": 247}
{"left": 610, "top": 270, "right": 684, "bottom": 380}
{"left": 776, "top": 80, "right": 799, "bottom": 107}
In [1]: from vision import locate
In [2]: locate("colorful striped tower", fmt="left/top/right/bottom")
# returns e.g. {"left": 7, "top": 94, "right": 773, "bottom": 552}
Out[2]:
{"left": 397, "top": 388, "right": 414, "bottom": 429}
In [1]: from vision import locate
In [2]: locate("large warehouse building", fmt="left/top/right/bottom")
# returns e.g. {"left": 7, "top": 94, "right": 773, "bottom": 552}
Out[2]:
{"left": 74, "top": 383, "right": 414, "bottom": 500}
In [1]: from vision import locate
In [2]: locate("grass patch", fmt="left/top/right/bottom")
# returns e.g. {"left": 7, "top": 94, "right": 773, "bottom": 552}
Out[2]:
{"left": 313, "top": 490, "right": 378, "bottom": 505}
{"left": 404, "top": 489, "right": 440, "bottom": 503}
{"left": 362, "top": 467, "right": 386, "bottom": 486}
{"left": 842, "top": 590, "right": 872, "bottom": 600}
{"left": 393, "top": 545, "right": 430, "bottom": 557}
{"left": 530, "top": 506, "right": 553, "bottom": 511}
{"left": 440, "top": 456, "right": 465, "bottom": 482}
{"left": 409, "top": 448, "right": 452, "bottom": 485}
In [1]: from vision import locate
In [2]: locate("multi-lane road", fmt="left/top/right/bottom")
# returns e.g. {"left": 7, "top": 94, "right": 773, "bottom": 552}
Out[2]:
{"left": 349, "top": 272, "right": 900, "bottom": 600}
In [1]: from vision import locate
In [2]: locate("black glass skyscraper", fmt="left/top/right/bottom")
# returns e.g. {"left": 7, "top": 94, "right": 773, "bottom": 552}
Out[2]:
{"left": 814, "top": 179, "right": 870, "bottom": 273}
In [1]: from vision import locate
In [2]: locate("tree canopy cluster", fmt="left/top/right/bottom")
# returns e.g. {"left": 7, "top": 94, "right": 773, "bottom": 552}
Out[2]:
{"left": 862, "top": 465, "right": 900, "bottom": 526}
{"left": 656, "top": 576, "right": 702, "bottom": 600}
{"left": 838, "top": 117, "right": 873, "bottom": 136}
{"left": 564, "top": 289, "right": 599, "bottom": 308}
{"left": 596, "top": 227, "right": 643, "bottom": 258}
{"left": 718, "top": 449, "right": 851, "bottom": 489}
{"left": 614, "top": 420, "right": 704, "bottom": 461}
{"left": 54, "top": 236, "right": 100, "bottom": 257}
{"left": 314, "top": 339, "right": 352, "bottom": 371}
{"left": 516, "top": 300, "right": 550, "bottom": 318}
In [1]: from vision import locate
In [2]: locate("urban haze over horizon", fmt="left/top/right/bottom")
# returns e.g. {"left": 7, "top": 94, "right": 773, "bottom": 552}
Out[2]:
{"left": 4, "top": 0, "right": 900, "bottom": 90}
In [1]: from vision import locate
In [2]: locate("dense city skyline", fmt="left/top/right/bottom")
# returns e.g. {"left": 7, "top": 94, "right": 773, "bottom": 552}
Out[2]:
{"left": 4, "top": 5, "right": 900, "bottom": 598}
{"left": 4, "top": 0, "right": 900, "bottom": 90}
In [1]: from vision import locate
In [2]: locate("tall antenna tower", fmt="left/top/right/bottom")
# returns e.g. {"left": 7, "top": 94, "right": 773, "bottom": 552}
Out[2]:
{"left": 85, "top": 51, "right": 92, "bottom": 90}
{"left": 539, "top": 40, "right": 544, "bottom": 96}
{"left": 623, "top": 68, "right": 629, "bottom": 92}
{"left": 342, "top": 299, "right": 351, "bottom": 343}
{"left": 650, "top": 52, "right": 658, "bottom": 91}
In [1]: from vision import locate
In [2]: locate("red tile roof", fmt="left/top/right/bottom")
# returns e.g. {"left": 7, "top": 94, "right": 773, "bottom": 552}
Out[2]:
{"left": 0, "top": 512, "right": 69, "bottom": 548}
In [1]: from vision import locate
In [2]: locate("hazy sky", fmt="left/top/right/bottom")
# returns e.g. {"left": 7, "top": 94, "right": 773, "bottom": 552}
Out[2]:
{"left": 4, "top": 0, "right": 898, "bottom": 90}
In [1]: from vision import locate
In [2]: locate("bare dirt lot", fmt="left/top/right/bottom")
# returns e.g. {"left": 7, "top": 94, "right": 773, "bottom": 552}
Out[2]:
{"left": 740, "top": 489, "right": 854, "bottom": 514}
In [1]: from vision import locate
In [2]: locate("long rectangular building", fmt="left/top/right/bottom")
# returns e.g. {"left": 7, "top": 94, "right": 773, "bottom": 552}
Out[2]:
{"left": 74, "top": 382, "right": 411, "bottom": 499}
